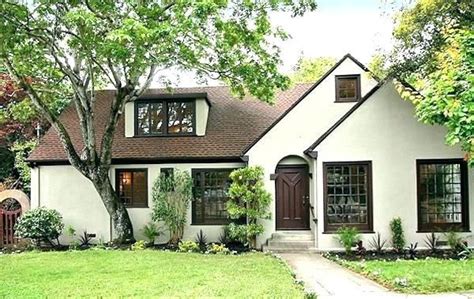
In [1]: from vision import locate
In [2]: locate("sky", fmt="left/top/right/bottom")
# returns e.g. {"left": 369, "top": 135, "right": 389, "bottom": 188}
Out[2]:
{"left": 164, "top": 0, "right": 401, "bottom": 87}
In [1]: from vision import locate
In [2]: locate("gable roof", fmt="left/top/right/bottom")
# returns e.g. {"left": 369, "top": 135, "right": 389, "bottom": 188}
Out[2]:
{"left": 242, "top": 53, "right": 373, "bottom": 154}
{"left": 28, "top": 84, "right": 312, "bottom": 164}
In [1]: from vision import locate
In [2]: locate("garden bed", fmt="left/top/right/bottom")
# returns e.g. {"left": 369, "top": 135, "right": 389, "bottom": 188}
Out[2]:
{"left": 0, "top": 250, "right": 305, "bottom": 298}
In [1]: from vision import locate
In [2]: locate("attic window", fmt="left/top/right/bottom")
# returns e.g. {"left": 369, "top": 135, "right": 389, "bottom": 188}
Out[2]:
{"left": 135, "top": 100, "right": 195, "bottom": 136}
{"left": 335, "top": 75, "right": 361, "bottom": 102}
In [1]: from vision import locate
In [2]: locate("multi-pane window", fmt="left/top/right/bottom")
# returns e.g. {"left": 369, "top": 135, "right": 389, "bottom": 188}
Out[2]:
{"left": 192, "top": 169, "right": 234, "bottom": 225}
{"left": 335, "top": 75, "right": 361, "bottom": 102}
{"left": 136, "top": 100, "right": 194, "bottom": 136}
{"left": 115, "top": 169, "right": 148, "bottom": 208}
{"left": 417, "top": 159, "right": 469, "bottom": 231}
{"left": 324, "top": 162, "right": 373, "bottom": 232}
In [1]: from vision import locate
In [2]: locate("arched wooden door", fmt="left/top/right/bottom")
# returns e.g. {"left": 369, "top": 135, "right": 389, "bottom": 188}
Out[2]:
{"left": 275, "top": 166, "right": 310, "bottom": 230}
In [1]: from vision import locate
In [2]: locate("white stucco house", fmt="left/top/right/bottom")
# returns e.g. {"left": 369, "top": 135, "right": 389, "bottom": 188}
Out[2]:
{"left": 27, "top": 54, "right": 473, "bottom": 251}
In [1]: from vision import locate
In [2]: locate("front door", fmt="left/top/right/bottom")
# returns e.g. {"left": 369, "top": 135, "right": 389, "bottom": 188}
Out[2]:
{"left": 275, "top": 166, "right": 309, "bottom": 230}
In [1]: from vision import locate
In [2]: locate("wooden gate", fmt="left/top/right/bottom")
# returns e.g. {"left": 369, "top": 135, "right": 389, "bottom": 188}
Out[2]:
{"left": 0, "top": 208, "right": 22, "bottom": 247}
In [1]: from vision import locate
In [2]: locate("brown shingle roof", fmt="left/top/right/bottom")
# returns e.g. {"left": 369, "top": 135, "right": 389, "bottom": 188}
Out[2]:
{"left": 28, "top": 84, "right": 312, "bottom": 163}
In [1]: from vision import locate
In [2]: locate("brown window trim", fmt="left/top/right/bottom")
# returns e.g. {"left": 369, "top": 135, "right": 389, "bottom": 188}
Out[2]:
{"left": 323, "top": 161, "right": 373, "bottom": 233}
{"left": 191, "top": 168, "right": 236, "bottom": 225}
{"left": 115, "top": 168, "right": 148, "bottom": 208}
{"left": 335, "top": 74, "right": 361, "bottom": 102}
{"left": 134, "top": 99, "right": 196, "bottom": 137}
{"left": 416, "top": 159, "right": 470, "bottom": 232}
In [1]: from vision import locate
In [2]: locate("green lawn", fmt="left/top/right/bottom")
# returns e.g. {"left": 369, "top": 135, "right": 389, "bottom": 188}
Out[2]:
{"left": 0, "top": 250, "right": 304, "bottom": 298}
{"left": 342, "top": 258, "right": 474, "bottom": 294}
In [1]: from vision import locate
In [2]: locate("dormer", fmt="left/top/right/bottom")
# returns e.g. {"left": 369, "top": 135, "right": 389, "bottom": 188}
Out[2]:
{"left": 124, "top": 93, "right": 210, "bottom": 137}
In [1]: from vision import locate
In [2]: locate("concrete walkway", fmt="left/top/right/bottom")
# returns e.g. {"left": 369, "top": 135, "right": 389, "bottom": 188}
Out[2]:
{"left": 279, "top": 253, "right": 474, "bottom": 299}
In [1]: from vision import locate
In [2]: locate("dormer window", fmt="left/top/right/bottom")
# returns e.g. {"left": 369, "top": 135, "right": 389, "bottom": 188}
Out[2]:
{"left": 135, "top": 100, "right": 195, "bottom": 136}
{"left": 335, "top": 75, "right": 361, "bottom": 102}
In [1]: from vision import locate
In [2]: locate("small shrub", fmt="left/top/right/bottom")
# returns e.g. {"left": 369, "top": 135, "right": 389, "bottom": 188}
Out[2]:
{"left": 424, "top": 232, "right": 439, "bottom": 253}
{"left": 178, "top": 240, "right": 200, "bottom": 253}
{"left": 195, "top": 229, "right": 207, "bottom": 250}
{"left": 64, "top": 225, "right": 80, "bottom": 250}
{"left": 79, "top": 231, "right": 94, "bottom": 247}
{"left": 458, "top": 244, "right": 474, "bottom": 260}
{"left": 335, "top": 226, "right": 360, "bottom": 254}
{"left": 444, "top": 230, "right": 465, "bottom": 253}
{"left": 141, "top": 222, "right": 161, "bottom": 245}
{"left": 206, "top": 243, "right": 230, "bottom": 254}
{"left": 389, "top": 217, "right": 405, "bottom": 253}
{"left": 407, "top": 242, "right": 418, "bottom": 260}
{"left": 369, "top": 232, "right": 386, "bottom": 254}
{"left": 131, "top": 240, "right": 147, "bottom": 251}
{"left": 218, "top": 228, "right": 230, "bottom": 244}
{"left": 15, "top": 207, "right": 64, "bottom": 247}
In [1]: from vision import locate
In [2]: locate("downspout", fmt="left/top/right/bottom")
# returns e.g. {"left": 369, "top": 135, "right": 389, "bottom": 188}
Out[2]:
{"left": 304, "top": 151, "right": 318, "bottom": 250}
{"left": 37, "top": 166, "right": 41, "bottom": 207}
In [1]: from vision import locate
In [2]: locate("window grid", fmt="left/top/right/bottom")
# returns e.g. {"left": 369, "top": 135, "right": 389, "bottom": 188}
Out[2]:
{"left": 335, "top": 75, "right": 361, "bottom": 102}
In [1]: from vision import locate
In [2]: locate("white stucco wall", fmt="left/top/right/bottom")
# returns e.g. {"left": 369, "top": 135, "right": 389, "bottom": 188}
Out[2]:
{"left": 245, "top": 57, "right": 378, "bottom": 246}
{"left": 31, "top": 162, "right": 244, "bottom": 244}
{"left": 124, "top": 98, "right": 209, "bottom": 137}
{"left": 314, "top": 81, "right": 474, "bottom": 250}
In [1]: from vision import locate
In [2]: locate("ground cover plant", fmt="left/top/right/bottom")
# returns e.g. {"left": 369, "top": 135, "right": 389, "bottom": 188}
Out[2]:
{"left": 0, "top": 250, "right": 305, "bottom": 298}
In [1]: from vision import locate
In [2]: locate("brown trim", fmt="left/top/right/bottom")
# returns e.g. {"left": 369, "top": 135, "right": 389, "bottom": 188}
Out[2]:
{"left": 322, "top": 161, "right": 373, "bottom": 233}
{"left": 335, "top": 74, "right": 361, "bottom": 102}
{"left": 28, "top": 156, "right": 246, "bottom": 166}
{"left": 115, "top": 168, "right": 149, "bottom": 208}
{"left": 243, "top": 53, "right": 375, "bottom": 156}
{"left": 138, "top": 92, "right": 211, "bottom": 107}
{"left": 416, "top": 159, "right": 469, "bottom": 232}
{"left": 191, "top": 168, "right": 238, "bottom": 225}
{"left": 134, "top": 98, "right": 196, "bottom": 137}
{"left": 304, "top": 81, "right": 384, "bottom": 156}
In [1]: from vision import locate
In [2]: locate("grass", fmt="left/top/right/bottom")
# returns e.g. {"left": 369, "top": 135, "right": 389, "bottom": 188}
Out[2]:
{"left": 0, "top": 250, "right": 304, "bottom": 298}
{"left": 341, "top": 258, "right": 474, "bottom": 294}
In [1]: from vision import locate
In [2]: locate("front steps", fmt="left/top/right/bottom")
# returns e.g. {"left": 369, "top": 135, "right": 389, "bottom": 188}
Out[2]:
{"left": 262, "top": 231, "right": 315, "bottom": 253}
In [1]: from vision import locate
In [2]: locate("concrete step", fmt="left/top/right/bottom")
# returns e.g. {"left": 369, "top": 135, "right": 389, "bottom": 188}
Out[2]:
{"left": 262, "top": 245, "right": 317, "bottom": 253}
{"left": 267, "top": 240, "right": 314, "bottom": 248}
{"left": 271, "top": 231, "right": 314, "bottom": 241}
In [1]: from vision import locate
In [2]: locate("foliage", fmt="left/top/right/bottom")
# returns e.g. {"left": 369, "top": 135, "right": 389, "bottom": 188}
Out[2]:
{"left": 79, "top": 231, "right": 94, "bottom": 247}
{"left": 178, "top": 240, "right": 200, "bottom": 253}
{"left": 218, "top": 228, "right": 230, "bottom": 244}
{"left": 207, "top": 243, "right": 230, "bottom": 255}
{"left": 10, "top": 139, "right": 36, "bottom": 191}
{"left": 341, "top": 258, "right": 474, "bottom": 294}
{"left": 0, "top": 146, "right": 14, "bottom": 182}
{"left": 290, "top": 56, "right": 337, "bottom": 83}
{"left": 424, "top": 232, "right": 439, "bottom": 253}
{"left": 195, "top": 229, "right": 207, "bottom": 250}
{"left": 368, "top": 54, "right": 389, "bottom": 80}
{"left": 444, "top": 230, "right": 465, "bottom": 252}
{"left": 458, "top": 245, "right": 474, "bottom": 260}
{"left": 226, "top": 166, "right": 272, "bottom": 248}
{"left": 0, "top": 251, "right": 305, "bottom": 298}
{"left": 389, "top": 217, "right": 405, "bottom": 253}
{"left": 335, "top": 226, "right": 360, "bottom": 254}
{"left": 407, "top": 242, "right": 418, "bottom": 260}
{"left": 131, "top": 240, "right": 147, "bottom": 251}
{"left": 141, "top": 222, "right": 162, "bottom": 245}
{"left": 390, "top": 0, "right": 474, "bottom": 164}
{"left": 15, "top": 207, "right": 64, "bottom": 246}
{"left": 369, "top": 232, "right": 387, "bottom": 254}
{"left": 64, "top": 225, "right": 80, "bottom": 250}
{"left": 152, "top": 169, "right": 193, "bottom": 245}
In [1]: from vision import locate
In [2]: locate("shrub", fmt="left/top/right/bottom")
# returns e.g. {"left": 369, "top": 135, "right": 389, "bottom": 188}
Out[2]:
{"left": 424, "top": 232, "right": 439, "bottom": 253}
{"left": 152, "top": 169, "right": 193, "bottom": 245}
{"left": 195, "top": 229, "right": 207, "bottom": 250}
{"left": 444, "top": 230, "right": 465, "bottom": 252}
{"left": 207, "top": 243, "right": 230, "bottom": 255}
{"left": 64, "top": 225, "right": 80, "bottom": 250}
{"left": 131, "top": 240, "right": 147, "bottom": 251}
{"left": 335, "top": 226, "right": 360, "bottom": 254}
{"left": 407, "top": 242, "right": 418, "bottom": 260}
{"left": 389, "top": 217, "right": 405, "bottom": 253}
{"left": 226, "top": 166, "right": 272, "bottom": 248}
{"left": 15, "top": 207, "right": 64, "bottom": 247}
{"left": 79, "top": 231, "right": 94, "bottom": 247}
{"left": 141, "top": 222, "right": 162, "bottom": 245}
{"left": 369, "top": 232, "right": 386, "bottom": 254}
{"left": 178, "top": 240, "right": 200, "bottom": 253}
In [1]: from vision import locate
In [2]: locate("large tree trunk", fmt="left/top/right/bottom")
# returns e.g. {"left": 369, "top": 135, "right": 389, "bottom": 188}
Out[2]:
{"left": 92, "top": 176, "right": 134, "bottom": 243}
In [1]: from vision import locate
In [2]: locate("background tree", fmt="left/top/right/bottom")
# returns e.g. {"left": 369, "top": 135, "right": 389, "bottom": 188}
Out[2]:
{"left": 389, "top": 0, "right": 473, "bottom": 164}
{"left": 0, "top": 0, "right": 317, "bottom": 242}
{"left": 290, "top": 56, "right": 336, "bottom": 83}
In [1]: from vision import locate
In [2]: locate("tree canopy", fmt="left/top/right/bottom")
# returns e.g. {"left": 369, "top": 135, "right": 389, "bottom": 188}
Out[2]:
{"left": 390, "top": 0, "right": 473, "bottom": 164}
{"left": 290, "top": 56, "right": 336, "bottom": 83}
{"left": 0, "top": 0, "right": 317, "bottom": 241}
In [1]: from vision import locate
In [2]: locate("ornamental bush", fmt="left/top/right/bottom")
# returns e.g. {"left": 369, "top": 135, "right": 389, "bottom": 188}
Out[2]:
{"left": 389, "top": 217, "right": 405, "bottom": 253}
{"left": 15, "top": 207, "right": 64, "bottom": 246}
{"left": 335, "top": 226, "right": 360, "bottom": 254}
{"left": 152, "top": 169, "right": 193, "bottom": 245}
{"left": 226, "top": 166, "right": 272, "bottom": 248}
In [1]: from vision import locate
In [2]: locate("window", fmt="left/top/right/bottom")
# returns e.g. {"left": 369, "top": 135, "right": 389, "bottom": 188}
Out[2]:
{"left": 335, "top": 75, "right": 361, "bottom": 102}
{"left": 323, "top": 161, "right": 373, "bottom": 232}
{"left": 115, "top": 169, "right": 148, "bottom": 208}
{"left": 192, "top": 169, "right": 234, "bottom": 225}
{"left": 135, "top": 100, "right": 195, "bottom": 136}
{"left": 417, "top": 159, "right": 469, "bottom": 232}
